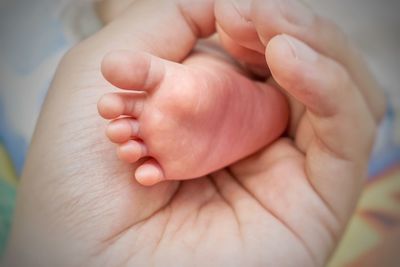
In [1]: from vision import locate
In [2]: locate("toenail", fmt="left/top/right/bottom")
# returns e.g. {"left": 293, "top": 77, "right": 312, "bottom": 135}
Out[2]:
{"left": 277, "top": 0, "right": 314, "bottom": 26}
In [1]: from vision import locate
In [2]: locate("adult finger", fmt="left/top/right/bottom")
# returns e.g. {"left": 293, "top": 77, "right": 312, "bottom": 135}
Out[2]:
{"left": 216, "top": 0, "right": 386, "bottom": 121}
{"left": 266, "top": 34, "right": 377, "bottom": 220}
{"left": 251, "top": 0, "right": 386, "bottom": 121}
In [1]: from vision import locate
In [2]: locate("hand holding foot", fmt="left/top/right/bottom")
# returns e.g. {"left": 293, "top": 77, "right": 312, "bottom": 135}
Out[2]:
{"left": 3, "top": 0, "right": 385, "bottom": 266}
{"left": 97, "top": 48, "right": 288, "bottom": 185}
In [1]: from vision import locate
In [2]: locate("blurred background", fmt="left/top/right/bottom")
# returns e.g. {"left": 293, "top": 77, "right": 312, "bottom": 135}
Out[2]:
{"left": 0, "top": 0, "right": 399, "bottom": 266}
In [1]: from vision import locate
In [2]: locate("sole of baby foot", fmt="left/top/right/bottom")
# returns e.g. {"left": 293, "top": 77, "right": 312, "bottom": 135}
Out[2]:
{"left": 98, "top": 50, "right": 289, "bottom": 185}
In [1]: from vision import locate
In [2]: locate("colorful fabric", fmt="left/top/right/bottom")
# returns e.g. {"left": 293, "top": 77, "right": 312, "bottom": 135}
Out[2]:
{"left": 0, "top": 144, "right": 17, "bottom": 254}
{"left": 0, "top": 0, "right": 399, "bottom": 265}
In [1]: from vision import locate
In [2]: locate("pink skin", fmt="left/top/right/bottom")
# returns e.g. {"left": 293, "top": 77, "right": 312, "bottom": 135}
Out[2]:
{"left": 97, "top": 48, "right": 288, "bottom": 185}
{"left": 2, "top": 0, "right": 386, "bottom": 266}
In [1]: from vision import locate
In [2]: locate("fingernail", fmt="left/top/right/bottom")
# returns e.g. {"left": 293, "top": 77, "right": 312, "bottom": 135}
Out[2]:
{"left": 278, "top": 0, "right": 314, "bottom": 26}
{"left": 281, "top": 34, "right": 318, "bottom": 62}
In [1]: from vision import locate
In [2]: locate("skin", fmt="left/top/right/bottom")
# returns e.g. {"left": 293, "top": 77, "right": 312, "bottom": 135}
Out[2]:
{"left": 96, "top": 46, "right": 288, "bottom": 185}
{"left": 2, "top": 0, "right": 385, "bottom": 266}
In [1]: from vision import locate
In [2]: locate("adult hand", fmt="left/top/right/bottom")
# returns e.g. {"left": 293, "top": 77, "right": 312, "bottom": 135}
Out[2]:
{"left": 3, "top": 0, "right": 385, "bottom": 266}
{"left": 214, "top": 0, "right": 386, "bottom": 265}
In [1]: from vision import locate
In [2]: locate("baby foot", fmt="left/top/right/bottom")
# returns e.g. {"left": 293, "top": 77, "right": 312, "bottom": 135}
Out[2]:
{"left": 97, "top": 49, "right": 288, "bottom": 186}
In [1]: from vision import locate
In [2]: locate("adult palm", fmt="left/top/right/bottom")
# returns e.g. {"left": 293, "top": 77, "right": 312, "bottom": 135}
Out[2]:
{"left": 3, "top": 0, "right": 383, "bottom": 267}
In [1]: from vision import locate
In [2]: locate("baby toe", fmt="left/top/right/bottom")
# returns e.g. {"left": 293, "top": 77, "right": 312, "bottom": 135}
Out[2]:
{"left": 107, "top": 118, "right": 140, "bottom": 143}
{"left": 117, "top": 140, "right": 147, "bottom": 163}
{"left": 98, "top": 93, "right": 125, "bottom": 119}
{"left": 135, "top": 159, "right": 165, "bottom": 186}
{"left": 101, "top": 50, "right": 165, "bottom": 92}
{"left": 98, "top": 93, "right": 145, "bottom": 119}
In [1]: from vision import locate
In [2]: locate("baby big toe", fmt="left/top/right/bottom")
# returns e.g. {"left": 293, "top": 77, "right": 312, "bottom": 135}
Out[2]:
{"left": 107, "top": 118, "right": 139, "bottom": 144}
{"left": 102, "top": 50, "right": 165, "bottom": 92}
{"left": 117, "top": 140, "right": 147, "bottom": 163}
